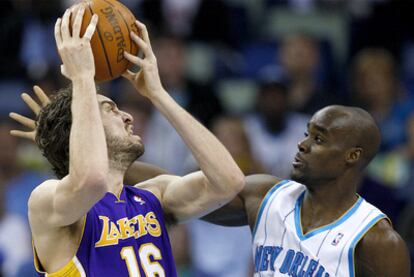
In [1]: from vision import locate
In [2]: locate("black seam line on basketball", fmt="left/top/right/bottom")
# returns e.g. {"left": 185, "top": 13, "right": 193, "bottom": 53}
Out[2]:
{"left": 102, "top": 0, "right": 133, "bottom": 54}
{"left": 88, "top": 3, "right": 113, "bottom": 78}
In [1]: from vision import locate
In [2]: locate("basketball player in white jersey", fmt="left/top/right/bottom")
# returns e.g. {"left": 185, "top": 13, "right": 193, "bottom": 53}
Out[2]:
{"left": 10, "top": 73, "right": 410, "bottom": 275}
{"left": 202, "top": 105, "right": 410, "bottom": 277}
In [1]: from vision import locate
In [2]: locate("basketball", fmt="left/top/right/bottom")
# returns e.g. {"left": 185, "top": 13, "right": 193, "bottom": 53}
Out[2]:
{"left": 70, "top": 0, "right": 139, "bottom": 81}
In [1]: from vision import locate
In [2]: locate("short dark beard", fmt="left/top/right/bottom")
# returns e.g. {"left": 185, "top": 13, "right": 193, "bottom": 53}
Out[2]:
{"left": 106, "top": 134, "right": 144, "bottom": 172}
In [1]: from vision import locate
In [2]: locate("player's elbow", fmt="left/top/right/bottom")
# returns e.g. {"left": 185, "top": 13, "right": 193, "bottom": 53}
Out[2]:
{"left": 218, "top": 170, "right": 245, "bottom": 196}
{"left": 231, "top": 171, "right": 245, "bottom": 193}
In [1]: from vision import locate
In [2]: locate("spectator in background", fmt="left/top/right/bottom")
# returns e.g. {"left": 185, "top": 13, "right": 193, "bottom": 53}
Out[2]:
{"left": 279, "top": 33, "right": 336, "bottom": 114}
{"left": 0, "top": 0, "right": 27, "bottom": 78}
{"left": 139, "top": 0, "right": 232, "bottom": 45}
{"left": 351, "top": 48, "right": 414, "bottom": 151}
{"left": 154, "top": 35, "right": 223, "bottom": 128}
{"left": 189, "top": 116, "right": 260, "bottom": 277}
{"left": 19, "top": 0, "right": 62, "bottom": 81}
{"left": 137, "top": 35, "right": 223, "bottom": 174}
{"left": 397, "top": 114, "right": 414, "bottom": 202}
{"left": 350, "top": 48, "right": 414, "bottom": 226}
{"left": 243, "top": 73, "right": 309, "bottom": 178}
{"left": 212, "top": 117, "right": 264, "bottom": 175}
{"left": 0, "top": 122, "right": 33, "bottom": 277}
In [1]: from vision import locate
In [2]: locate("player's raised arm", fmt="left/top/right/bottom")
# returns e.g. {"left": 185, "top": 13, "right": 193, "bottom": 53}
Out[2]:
{"left": 123, "top": 20, "right": 245, "bottom": 223}
{"left": 28, "top": 7, "right": 108, "bottom": 230}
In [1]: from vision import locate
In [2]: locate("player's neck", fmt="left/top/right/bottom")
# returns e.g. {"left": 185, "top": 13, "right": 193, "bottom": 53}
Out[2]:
{"left": 305, "top": 171, "right": 359, "bottom": 206}
{"left": 305, "top": 183, "right": 358, "bottom": 211}
{"left": 106, "top": 166, "right": 126, "bottom": 194}
{"left": 300, "top": 181, "right": 358, "bottom": 234}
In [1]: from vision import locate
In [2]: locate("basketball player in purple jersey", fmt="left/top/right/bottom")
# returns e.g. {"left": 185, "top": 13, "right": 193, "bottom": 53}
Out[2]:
{"left": 10, "top": 7, "right": 244, "bottom": 276}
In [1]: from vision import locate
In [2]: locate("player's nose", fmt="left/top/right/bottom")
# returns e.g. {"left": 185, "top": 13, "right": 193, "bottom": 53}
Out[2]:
{"left": 121, "top": 111, "right": 134, "bottom": 124}
{"left": 297, "top": 138, "right": 309, "bottom": 153}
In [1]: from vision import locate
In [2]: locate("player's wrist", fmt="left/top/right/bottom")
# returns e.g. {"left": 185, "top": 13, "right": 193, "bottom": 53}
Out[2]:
{"left": 70, "top": 72, "right": 95, "bottom": 83}
{"left": 146, "top": 87, "right": 169, "bottom": 103}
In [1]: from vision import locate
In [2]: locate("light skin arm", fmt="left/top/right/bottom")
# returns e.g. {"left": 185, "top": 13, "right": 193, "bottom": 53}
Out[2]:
{"left": 123, "top": 21, "right": 245, "bottom": 223}
{"left": 355, "top": 219, "right": 410, "bottom": 277}
{"left": 28, "top": 7, "right": 108, "bottom": 231}
{"left": 202, "top": 174, "right": 281, "bottom": 229}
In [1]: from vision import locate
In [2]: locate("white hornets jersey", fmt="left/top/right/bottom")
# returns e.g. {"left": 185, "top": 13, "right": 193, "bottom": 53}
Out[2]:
{"left": 253, "top": 180, "right": 388, "bottom": 277}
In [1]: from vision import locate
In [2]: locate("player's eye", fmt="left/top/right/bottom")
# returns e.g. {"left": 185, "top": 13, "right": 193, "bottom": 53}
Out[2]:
{"left": 315, "top": 135, "right": 324, "bottom": 144}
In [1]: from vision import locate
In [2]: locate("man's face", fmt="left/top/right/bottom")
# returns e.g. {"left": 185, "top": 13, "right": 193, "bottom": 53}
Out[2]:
{"left": 291, "top": 108, "right": 351, "bottom": 185}
{"left": 97, "top": 95, "right": 144, "bottom": 158}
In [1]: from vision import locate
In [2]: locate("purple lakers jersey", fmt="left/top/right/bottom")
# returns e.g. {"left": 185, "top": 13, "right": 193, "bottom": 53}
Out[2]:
{"left": 34, "top": 186, "right": 177, "bottom": 276}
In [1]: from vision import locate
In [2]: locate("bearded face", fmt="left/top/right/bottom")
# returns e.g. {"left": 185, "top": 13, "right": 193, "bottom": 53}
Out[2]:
{"left": 98, "top": 95, "right": 145, "bottom": 171}
{"left": 105, "top": 130, "right": 144, "bottom": 170}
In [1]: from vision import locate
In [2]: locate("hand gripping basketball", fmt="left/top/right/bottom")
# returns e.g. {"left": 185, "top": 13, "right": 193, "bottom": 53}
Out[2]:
{"left": 123, "top": 20, "right": 164, "bottom": 99}
{"left": 55, "top": 6, "right": 98, "bottom": 80}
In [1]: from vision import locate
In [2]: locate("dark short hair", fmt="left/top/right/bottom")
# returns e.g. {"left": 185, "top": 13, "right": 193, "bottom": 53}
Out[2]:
{"left": 36, "top": 87, "right": 73, "bottom": 179}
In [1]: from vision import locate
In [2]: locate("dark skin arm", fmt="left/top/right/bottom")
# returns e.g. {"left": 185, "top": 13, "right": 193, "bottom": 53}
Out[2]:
{"left": 355, "top": 219, "right": 410, "bottom": 277}
{"left": 202, "top": 174, "right": 282, "bottom": 230}
{"left": 124, "top": 161, "right": 169, "bottom": 185}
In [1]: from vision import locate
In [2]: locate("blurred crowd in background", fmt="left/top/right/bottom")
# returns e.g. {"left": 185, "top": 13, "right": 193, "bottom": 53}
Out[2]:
{"left": 2, "top": 0, "right": 414, "bottom": 276}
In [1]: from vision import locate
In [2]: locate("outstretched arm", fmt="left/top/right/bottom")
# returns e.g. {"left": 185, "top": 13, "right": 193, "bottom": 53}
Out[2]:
{"left": 123, "top": 21, "right": 245, "bottom": 223}
{"left": 124, "top": 161, "right": 169, "bottom": 184}
{"left": 355, "top": 219, "right": 410, "bottom": 277}
{"left": 202, "top": 174, "right": 281, "bottom": 229}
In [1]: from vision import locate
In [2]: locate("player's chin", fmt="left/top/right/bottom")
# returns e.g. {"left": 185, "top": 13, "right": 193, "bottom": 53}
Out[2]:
{"left": 131, "top": 136, "right": 143, "bottom": 148}
{"left": 290, "top": 167, "right": 306, "bottom": 183}
{"left": 128, "top": 140, "right": 145, "bottom": 158}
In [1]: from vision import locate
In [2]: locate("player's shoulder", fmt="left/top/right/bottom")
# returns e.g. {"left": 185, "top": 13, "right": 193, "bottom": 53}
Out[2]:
{"left": 355, "top": 218, "right": 410, "bottom": 276}
{"left": 360, "top": 219, "right": 406, "bottom": 252}
{"left": 28, "top": 179, "right": 61, "bottom": 231}
{"left": 29, "top": 179, "right": 60, "bottom": 210}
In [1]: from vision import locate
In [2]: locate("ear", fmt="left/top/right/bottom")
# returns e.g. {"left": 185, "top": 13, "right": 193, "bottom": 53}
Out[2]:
{"left": 345, "top": 147, "right": 363, "bottom": 165}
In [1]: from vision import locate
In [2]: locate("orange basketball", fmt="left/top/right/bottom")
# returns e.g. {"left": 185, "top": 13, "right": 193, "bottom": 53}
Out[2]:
{"left": 70, "top": 0, "right": 139, "bottom": 81}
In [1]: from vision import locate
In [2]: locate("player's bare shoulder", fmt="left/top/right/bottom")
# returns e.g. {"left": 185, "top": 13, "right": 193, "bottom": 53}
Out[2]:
{"left": 355, "top": 219, "right": 410, "bottom": 277}
{"left": 28, "top": 179, "right": 60, "bottom": 231}
{"left": 243, "top": 174, "right": 282, "bottom": 229}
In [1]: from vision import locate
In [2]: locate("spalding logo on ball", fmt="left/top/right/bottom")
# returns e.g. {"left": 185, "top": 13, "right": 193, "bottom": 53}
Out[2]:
{"left": 70, "top": 0, "right": 139, "bottom": 81}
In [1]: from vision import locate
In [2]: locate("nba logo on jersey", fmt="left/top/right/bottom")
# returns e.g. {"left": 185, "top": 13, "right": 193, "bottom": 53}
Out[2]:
{"left": 331, "top": 233, "right": 344, "bottom": 246}
{"left": 133, "top": 195, "right": 146, "bottom": 205}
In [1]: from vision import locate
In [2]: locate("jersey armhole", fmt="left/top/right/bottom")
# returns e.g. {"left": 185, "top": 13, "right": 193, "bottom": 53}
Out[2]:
{"left": 347, "top": 214, "right": 390, "bottom": 277}
{"left": 33, "top": 214, "right": 88, "bottom": 276}
{"left": 252, "top": 180, "right": 291, "bottom": 238}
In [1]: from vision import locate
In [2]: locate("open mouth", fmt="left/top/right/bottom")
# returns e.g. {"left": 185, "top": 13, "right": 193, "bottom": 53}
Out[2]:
{"left": 292, "top": 154, "right": 304, "bottom": 168}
